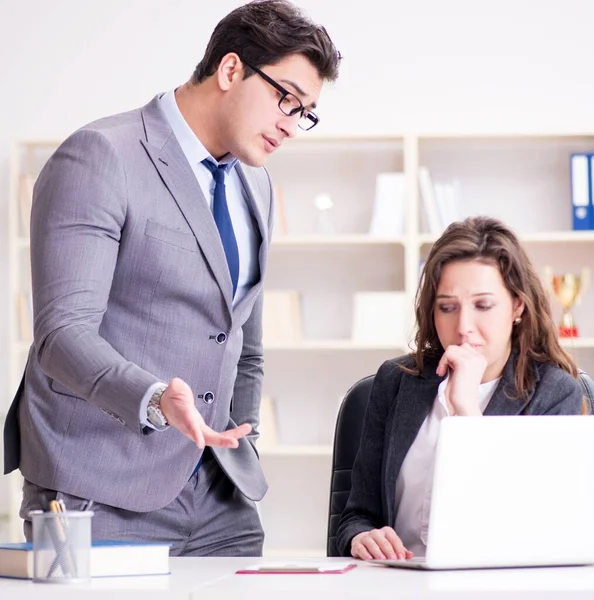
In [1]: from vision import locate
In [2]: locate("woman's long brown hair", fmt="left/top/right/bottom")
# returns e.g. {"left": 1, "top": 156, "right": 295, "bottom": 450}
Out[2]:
{"left": 411, "top": 216, "right": 584, "bottom": 408}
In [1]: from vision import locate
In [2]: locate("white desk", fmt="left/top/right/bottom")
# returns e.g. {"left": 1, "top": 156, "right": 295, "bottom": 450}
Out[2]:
{"left": 195, "top": 559, "right": 594, "bottom": 600}
{"left": 2, "top": 557, "right": 594, "bottom": 599}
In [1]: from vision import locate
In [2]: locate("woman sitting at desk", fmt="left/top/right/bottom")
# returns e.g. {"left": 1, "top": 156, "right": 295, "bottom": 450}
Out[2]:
{"left": 336, "top": 216, "right": 589, "bottom": 561}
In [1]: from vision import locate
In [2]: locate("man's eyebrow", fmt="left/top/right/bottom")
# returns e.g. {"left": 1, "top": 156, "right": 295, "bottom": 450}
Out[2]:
{"left": 280, "top": 79, "right": 317, "bottom": 109}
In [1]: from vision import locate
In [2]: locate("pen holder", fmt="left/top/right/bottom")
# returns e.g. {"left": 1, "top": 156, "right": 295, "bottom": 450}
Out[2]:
{"left": 30, "top": 509, "right": 94, "bottom": 584}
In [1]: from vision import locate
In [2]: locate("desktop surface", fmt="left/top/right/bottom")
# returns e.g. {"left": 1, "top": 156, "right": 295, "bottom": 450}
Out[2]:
{"left": 2, "top": 557, "right": 594, "bottom": 600}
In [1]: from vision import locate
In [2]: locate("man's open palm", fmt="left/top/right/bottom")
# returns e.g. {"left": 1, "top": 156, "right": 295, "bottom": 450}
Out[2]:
{"left": 160, "top": 377, "right": 251, "bottom": 448}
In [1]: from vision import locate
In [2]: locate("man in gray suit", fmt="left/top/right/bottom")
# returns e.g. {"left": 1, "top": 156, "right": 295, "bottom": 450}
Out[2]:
{"left": 3, "top": 0, "right": 340, "bottom": 556}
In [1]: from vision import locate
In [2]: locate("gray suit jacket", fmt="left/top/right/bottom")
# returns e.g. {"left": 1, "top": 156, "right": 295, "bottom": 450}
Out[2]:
{"left": 335, "top": 352, "right": 585, "bottom": 556}
{"left": 3, "top": 95, "right": 273, "bottom": 511}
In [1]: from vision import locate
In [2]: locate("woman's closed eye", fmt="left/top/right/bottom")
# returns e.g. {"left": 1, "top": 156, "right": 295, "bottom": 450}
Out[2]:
{"left": 475, "top": 302, "right": 494, "bottom": 311}
{"left": 436, "top": 302, "right": 494, "bottom": 313}
{"left": 436, "top": 304, "right": 457, "bottom": 313}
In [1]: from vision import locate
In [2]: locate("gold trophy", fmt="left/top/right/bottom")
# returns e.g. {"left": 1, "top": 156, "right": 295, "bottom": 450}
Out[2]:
{"left": 544, "top": 267, "right": 589, "bottom": 338}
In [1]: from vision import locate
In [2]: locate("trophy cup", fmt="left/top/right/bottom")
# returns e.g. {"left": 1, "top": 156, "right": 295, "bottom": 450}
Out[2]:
{"left": 544, "top": 267, "right": 590, "bottom": 338}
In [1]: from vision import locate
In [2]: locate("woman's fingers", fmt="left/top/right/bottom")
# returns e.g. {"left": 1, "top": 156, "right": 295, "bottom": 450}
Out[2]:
{"left": 351, "top": 528, "right": 411, "bottom": 561}
{"left": 382, "top": 527, "right": 411, "bottom": 560}
{"left": 436, "top": 353, "right": 450, "bottom": 377}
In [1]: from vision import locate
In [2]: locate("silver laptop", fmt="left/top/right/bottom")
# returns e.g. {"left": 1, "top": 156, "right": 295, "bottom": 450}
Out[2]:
{"left": 373, "top": 416, "right": 594, "bottom": 570}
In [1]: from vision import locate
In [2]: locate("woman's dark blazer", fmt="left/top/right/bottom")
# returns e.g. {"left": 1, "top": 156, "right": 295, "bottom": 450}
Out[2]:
{"left": 335, "top": 351, "right": 585, "bottom": 557}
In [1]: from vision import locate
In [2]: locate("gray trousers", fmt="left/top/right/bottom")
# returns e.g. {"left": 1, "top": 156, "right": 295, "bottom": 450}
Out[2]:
{"left": 20, "top": 452, "right": 264, "bottom": 557}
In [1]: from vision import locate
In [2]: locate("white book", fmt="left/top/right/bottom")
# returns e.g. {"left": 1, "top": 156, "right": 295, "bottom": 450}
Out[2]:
{"left": 434, "top": 181, "right": 462, "bottom": 229}
{"left": 0, "top": 540, "right": 170, "bottom": 579}
{"left": 369, "top": 172, "right": 406, "bottom": 236}
{"left": 418, "top": 166, "right": 442, "bottom": 234}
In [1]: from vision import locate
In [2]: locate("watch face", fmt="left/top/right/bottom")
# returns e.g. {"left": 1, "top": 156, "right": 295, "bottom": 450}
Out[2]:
{"left": 148, "top": 405, "right": 167, "bottom": 427}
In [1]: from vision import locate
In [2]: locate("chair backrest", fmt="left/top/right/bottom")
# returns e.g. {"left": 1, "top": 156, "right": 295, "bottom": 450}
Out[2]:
{"left": 326, "top": 374, "right": 374, "bottom": 557}
{"left": 579, "top": 370, "right": 594, "bottom": 414}
{"left": 326, "top": 369, "right": 594, "bottom": 557}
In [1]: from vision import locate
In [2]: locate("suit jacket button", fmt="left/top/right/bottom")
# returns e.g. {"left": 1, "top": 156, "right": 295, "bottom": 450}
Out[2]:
{"left": 203, "top": 391, "right": 215, "bottom": 404}
{"left": 216, "top": 332, "right": 227, "bottom": 344}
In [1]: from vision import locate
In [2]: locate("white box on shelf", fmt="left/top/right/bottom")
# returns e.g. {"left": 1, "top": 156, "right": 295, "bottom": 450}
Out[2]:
{"left": 369, "top": 172, "right": 406, "bottom": 237}
{"left": 263, "top": 291, "right": 303, "bottom": 344}
{"left": 351, "top": 291, "right": 411, "bottom": 345}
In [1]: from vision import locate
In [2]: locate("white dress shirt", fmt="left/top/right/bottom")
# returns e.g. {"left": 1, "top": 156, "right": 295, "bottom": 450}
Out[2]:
{"left": 393, "top": 375, "right": 500, "bottom": 557}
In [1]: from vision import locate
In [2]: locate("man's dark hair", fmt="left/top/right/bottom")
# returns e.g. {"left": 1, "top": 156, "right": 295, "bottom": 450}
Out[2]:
{"left": 192, "top": 0, "right": 341, "bottom": 84}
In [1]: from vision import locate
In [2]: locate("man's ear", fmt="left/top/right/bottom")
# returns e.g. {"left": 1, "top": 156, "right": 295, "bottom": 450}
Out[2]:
{"left": 216, "top": 53, "right": 243, "bottom": 91}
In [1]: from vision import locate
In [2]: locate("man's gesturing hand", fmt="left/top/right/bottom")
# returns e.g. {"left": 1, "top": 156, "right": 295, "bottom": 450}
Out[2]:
{"left": 160, "top": 377, "right": 251, "bottom": 448}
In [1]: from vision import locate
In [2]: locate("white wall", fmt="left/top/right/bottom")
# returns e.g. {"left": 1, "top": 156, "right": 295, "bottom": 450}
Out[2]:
{"left": 1, "top": 0, "right": 594, "bottom": 510}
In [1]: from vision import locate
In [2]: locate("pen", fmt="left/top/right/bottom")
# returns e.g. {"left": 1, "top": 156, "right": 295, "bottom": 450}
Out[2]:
{"left": 47, "top": 500, "right": 78, "bottom": 579}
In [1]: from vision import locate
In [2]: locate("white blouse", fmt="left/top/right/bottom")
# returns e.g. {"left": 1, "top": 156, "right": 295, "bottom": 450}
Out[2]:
{"left": 393, "top": 376, "right": 500, "bottom": 557}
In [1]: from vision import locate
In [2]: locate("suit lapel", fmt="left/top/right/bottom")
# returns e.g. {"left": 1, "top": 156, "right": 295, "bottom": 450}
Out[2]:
{"left": 236, "top": 164, "right": 269, "bottom": 254}
{"left": 483, "top": 351, "right": 536, "bottom": 416}
{"left": 232, "top": 164, "right": 269, "bottom": 311}
{"left": 140, "top": 96, "right": 234, "bottom": 315}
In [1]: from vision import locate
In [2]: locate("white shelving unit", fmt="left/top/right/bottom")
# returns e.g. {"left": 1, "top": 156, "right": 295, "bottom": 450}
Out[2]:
{"left": 5, "top": 133, "right": 594, "bottom": 556}
{"left": 259, "top": 131, "right": 594, "bottom": 556}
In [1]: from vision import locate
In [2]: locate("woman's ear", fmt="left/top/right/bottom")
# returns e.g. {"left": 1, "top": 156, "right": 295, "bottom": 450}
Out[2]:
{"left": 513, "top": 298, "right": 525, "bottom": 321}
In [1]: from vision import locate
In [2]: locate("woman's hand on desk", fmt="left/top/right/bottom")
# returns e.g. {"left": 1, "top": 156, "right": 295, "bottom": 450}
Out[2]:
{"left": 350, "top": 527, "right": 414, "bottom": 561}
{"left": 161, "top": 377, "right": 252, "bottom": 448}
{"left": 436, "top": 343, "right": 486, "bottom": 416}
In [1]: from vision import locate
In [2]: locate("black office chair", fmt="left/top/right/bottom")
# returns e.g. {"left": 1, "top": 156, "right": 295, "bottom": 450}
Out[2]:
{"left": 326, "top": 369, "right": 594, "bottom": 557}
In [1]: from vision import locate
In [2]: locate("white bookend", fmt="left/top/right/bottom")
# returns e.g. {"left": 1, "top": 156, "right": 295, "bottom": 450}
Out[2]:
{"left": 258, "top": 395, "right": 280, "bottom": 449}
{"left": 17, "top": 291, "right": 32, "bottom": 342}
{"left": 18, "top": 174, "right": 34, "bottom": 238}
{"left": 351, "top": 291, "right": 411, "bottom": 345}
{"left": 369, "top": 172, "right": 406, "bottom": 236}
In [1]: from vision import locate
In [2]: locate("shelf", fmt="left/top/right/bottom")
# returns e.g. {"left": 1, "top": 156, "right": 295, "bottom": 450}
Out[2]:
{"left": 271, "top": 234, "right": 405, "bottom": 246}
{"left": 264, "top": 340, "right": 407, "bottom": 351}
{"left": 260, "top": 445, "right": 332, "bottom": 457}
{"left": 419, "top": 231, "right": 594, "bottom": 245}
{"left": 264, "top": 339, "right": 594, "bottom": 352}
{"left": 17, "top": 139, "right": 62, "bottom": 147}
{"left": 559, "top": 338, "right": 594, "bottom": 349}
{"left": 521, "top": 231, "right": 594, "bottom": 243}
{"left": 417, "top": 131, "right": 594, "bottom": 140}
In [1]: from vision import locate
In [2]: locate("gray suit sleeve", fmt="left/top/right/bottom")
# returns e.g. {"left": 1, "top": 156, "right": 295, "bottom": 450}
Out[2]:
{"left": 31, "top": 129, "right": 160, "bottom": 433}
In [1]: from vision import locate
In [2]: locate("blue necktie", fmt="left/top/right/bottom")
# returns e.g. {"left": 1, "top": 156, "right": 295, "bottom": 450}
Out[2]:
{"left": 201, "top": 159, "right": 240, "bottom": 297}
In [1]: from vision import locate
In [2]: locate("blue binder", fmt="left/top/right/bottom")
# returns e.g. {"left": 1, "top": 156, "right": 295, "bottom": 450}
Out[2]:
{"left": 570, "top": 153, "right": 592, "bottom": 230}
{"left": 590, "top": 154, "right": 594, "bottom": 230}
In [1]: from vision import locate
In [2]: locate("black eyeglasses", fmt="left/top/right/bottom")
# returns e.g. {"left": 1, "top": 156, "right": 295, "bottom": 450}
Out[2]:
{"left": 243, "top": 62, "right": 319, "bottom": 131}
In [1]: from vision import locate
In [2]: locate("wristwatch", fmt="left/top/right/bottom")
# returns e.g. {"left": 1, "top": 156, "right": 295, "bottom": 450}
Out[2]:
{"left": 147, "top": 385, "right": 168, "bottom": 428}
